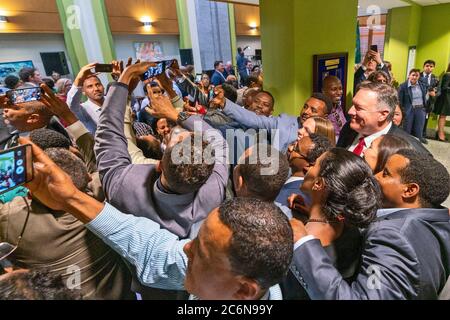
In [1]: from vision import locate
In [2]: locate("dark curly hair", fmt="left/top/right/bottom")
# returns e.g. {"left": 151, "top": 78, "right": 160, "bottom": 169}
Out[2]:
{"left": 238, "top": 144, "right": 289, "bottom": 202}
{"left": 30, "top": 128, "right": 72, "bottom": 151}
{"left": 218, "top": 198, "right": 293, "bottom": 290}
{"left": 397, "top": 149, "right": 450, "bottom": 208}
{"left": 318, "top": 148, "right": 381, "bottom": 228}
{"left": 162, "top": 133, "right": 215, "bottom": 194}
{"left": 0, "top": 269, "right": 82, "bottom": 300}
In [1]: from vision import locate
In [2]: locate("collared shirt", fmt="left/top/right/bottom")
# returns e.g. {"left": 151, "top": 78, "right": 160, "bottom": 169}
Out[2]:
{"left": 328, "top": 102, "right": 347, "bottom": 137}
{"left": 284, "top": 176, "right": 304, "bottom": 185}
{"left": 66, "top": 85, "right": 103, "bottom": 135}
{"left": 422, "top": 72, "right": 431, "bottom": 86}
{"left": 87, "top": 202, "right": 188, "bottom": 290}
{"left": 348, "top": 122, "right": 393, "bottom": 156}
{"left": 408, "top": 81, "right": 424, "bottom": 107}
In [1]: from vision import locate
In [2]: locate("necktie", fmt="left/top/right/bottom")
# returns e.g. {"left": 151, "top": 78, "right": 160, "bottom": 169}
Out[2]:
{"left": 426, "top": 74, "right": 430, "bottom": 86}
{"left": 352, "top": 137, "right": 366, "bottom": 156}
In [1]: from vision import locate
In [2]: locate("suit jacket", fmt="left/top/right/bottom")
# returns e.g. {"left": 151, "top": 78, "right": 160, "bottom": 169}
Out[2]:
{"left": 336, "top": 121, "right": 431, "bottom": 156}
{"left": 239, "top": 69, "right": 251, "bottom": 86}
{"left": 210, "top": 71, "right": 227, "bottom": 86}
{"left": 398, "top": 81, "right": 428, "bottom": 114}
{"left": 291, "top": 208, "right": 450, "bottom": 299}
{"left": 94, "top": 83, "right": 228, "bottom": 239}
{"left": 275, "top": 179, "right": 306, "bottom": 208}
{"left": 222, "top": 99, "right": 299, "bottom": 153}
{"left": 354, "top": 64, "right": 390, "bottom": 93}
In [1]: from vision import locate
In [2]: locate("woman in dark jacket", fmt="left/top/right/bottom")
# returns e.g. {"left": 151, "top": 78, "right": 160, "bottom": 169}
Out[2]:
{"left": 434, "top": 63, "right": 450, "bottom": 142}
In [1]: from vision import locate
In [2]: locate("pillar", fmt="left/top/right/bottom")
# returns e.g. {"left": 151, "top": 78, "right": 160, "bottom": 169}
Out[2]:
{"left": 56, "top": 0, "right": 115, "bottom": 82}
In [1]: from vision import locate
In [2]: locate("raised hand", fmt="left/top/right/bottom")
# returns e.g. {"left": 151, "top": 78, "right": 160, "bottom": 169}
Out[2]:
{"left": 146, "top": 84, "right": 179, "bottom": 122}
{"left": 40, "top": 83, "right": 78, "bottom": 125}
{"left": 74, "top": 62, "right": 98, "bottom": 87}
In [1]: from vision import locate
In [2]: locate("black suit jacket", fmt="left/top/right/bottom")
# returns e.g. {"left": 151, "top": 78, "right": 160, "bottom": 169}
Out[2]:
{"left": 336, "top": 121, "right": 431, "bottom": 156}
{"left": 291, "top": 208, "right": 450, "bottom": 299}
{"left": 420, "top": 73, "right": 440, "bottom": 112}
{"left": 398, "top": 81, "right": 428, "bottom": 114}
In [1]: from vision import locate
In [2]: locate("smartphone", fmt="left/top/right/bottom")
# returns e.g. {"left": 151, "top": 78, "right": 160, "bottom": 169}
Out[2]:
{"left": 370, "top": 45, "right": 378, "bottom": 52}
{"left": 195, "top": 74, "right": 202, "bottom": 84}
{"left": 141, "top": 59, "right": 177, "bottom": 81}
{"left": 6, "top": 87, "right": 42, "bottom": 104}
{"left": 92, "top": 64, "right": 114, "bottom": 73}
{"left": 0, "top": 144, "right": 33, "bottom": 195}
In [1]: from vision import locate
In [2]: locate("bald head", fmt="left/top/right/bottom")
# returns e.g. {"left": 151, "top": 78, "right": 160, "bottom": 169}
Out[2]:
{"left": 322, "top": 76, "right": 343, "bottom": 105}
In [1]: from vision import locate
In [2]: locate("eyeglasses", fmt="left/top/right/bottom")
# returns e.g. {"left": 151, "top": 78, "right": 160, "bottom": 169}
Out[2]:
{"left": 0, "top": 197, "right": 30, "bottom": 262}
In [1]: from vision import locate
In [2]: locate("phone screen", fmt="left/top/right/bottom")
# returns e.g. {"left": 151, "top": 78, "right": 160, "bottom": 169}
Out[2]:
{"left": 94, "top": 64, "right": 113, "bottom": 73}
{"left": 141, "top": 59, "right": 178, "bottom": 81}
{"left": 370, "top": 45, "right": 378, "bottom": 52}
{"left": 0, "top": 144, "right": 33, "bottom": 195}
{"left": 195, "top": 74, "right": 202, "bottom": 84}
{"left": 6, "top": 87, "right": 41, "bottom": 104}
{"left": 142, "top": 62, "right": 165, "bottom": 81}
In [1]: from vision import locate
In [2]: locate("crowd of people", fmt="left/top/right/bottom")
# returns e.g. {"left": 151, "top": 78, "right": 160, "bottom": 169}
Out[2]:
{"left": 0, "top": 46, "right": 449, "bottom": 300}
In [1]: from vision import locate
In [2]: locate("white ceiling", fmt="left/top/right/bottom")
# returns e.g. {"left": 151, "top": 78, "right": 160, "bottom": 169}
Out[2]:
{"left": 412, "top": 0, "right": 450, "bottom": 5}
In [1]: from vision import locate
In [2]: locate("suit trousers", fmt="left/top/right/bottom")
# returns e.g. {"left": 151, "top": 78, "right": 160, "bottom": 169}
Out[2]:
{"left": 404, "top": 106, "right": 426, "bottom": 140}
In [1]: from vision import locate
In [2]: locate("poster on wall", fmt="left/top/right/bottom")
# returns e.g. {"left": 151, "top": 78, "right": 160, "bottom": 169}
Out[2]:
{"left": 313, "top": 53, "right": 348, "bottom": 105}
{"left": 0, "top": 60, "right": 34, "bottom": 84}
{"left": 134, "top": 42, "right": 164, "bottom": 61}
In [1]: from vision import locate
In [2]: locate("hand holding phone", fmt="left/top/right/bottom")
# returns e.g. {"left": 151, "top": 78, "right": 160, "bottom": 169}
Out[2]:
{"left": 370, "top": 45, "right": 378, "bottom": 52}
{"left": 141, "top": 59, "right": 178, "bottom": 81}
{"left": 0, "top": 144, "right": 33, "bottom": 195}
{"left": 92, "top": 64, "right": 114, "bottom": 73}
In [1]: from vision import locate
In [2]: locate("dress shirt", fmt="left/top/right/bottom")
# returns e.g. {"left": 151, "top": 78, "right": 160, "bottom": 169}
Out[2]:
{"left": 422, "top": 72, "right": 431, "bottom": 86}
{"left": 66, "top": 85, "right": 102, "bottom": 135}
{"left": 87, "top": 202, "right": 189, "bottom": 290}
{"left": 348, "top": 122, "right": 392, "bottom": 156}
{"left": 408, "top": 81, "right": 424, "bottom": 106}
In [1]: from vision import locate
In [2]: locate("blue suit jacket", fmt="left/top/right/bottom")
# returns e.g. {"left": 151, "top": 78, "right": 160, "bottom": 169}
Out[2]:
{"left": 291, "top": 208, "right": 450, "bottom": 299}
{"left": 210, "top": 71, "right": 226, "bottom": 86}
{"left": 398, "top": 81, "right": 428, "bottom": 115}
{"left": 222, "top": 99, "right": 300, "bottom": 153}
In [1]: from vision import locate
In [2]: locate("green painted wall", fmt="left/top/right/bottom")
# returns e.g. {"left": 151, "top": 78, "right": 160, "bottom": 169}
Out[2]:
{"left": 384, "top": 6, "right": 421, "bottom": 84}
{"left": 415, "top": 3, "right": 450, "bottom": 78}
{"left": 260, "top": 0, "right": 358, "bottom": 116}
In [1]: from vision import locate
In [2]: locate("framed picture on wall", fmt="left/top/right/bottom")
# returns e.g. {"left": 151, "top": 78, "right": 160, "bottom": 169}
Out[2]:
{"left": 313, "top": 52, "right": 348, "bottom": 105}
{"left": 134, "top": 42, "right": 164, "bottom": 61}
{"left": 0, "top": 60, "right": 34, "bottom": 84}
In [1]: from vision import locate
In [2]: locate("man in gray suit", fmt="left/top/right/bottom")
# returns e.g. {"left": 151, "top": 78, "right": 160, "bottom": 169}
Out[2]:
{"left": 290, "top": 149, "right": 450, "bottom": 299}
{"left": 94, "top": 62, "right": 228, "bottom": 239}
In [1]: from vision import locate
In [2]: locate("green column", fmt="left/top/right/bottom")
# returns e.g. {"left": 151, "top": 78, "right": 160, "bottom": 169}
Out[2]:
{"left": 56, "top": 0, "right": 88, "bottom": 74}
{"left": 228, "top": 3, "right": 238, "bottom": 68}
{"left": 175, "top": 0, "right": 192, "bottom": 49}
{"left": 56, "top": 0, "right": 115, "bottom": 76}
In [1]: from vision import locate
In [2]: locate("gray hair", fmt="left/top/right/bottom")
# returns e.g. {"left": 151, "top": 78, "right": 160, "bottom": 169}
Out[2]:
{"left": 357, "top": 82, "right": 398, "bottom": 122}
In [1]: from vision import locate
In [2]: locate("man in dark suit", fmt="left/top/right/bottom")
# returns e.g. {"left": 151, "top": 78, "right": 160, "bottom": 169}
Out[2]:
{"left": 337, "top": 81, "right": 430, "bottom": 156}
{"left": 239, "top": 61, "right": 253, "bottom": 87}
{"left": 419, "top": 60, "right": 440, "bottom": 137}
{"left": 354, "top": 50, "right": 390, "bottom": 93}
{"left": 290, "top": 149, "right": 450, "bottom": 299}
{"left": 275, "top": 134, "right": 332, "bottom": 218}
{"left": 398, "top": 69, "right": 428, "bottom": 143}
{"left": 210, "top": 61, "right": 227, "bottom": 86}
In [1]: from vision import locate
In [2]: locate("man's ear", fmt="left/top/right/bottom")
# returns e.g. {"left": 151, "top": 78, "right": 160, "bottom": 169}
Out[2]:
{"left": 156, "top": 160, "right": 162, "bottom": 173}
{"left": 233, "top": 165, "right": 245, "bottom": 196}
{"left": 402, "top": 183, "right": 420, "bottom": 202}
{"left": 378, "top": 109, "right": 390, "bottom": 122}
{"left": 232, "top": 277, "right": 262, "bottom": 300}
{"left": 27, "top": 113, "right": 40, "bottom": 124}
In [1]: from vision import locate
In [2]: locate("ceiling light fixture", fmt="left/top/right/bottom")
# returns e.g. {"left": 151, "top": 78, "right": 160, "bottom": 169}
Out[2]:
{"left": 0, "top": 16, "right": 7, "bottom": 23}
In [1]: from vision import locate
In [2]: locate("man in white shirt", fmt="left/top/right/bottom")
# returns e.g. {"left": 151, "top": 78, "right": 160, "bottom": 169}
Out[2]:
{"left": 66, "top": 63, "right": 105, "bottom": 135}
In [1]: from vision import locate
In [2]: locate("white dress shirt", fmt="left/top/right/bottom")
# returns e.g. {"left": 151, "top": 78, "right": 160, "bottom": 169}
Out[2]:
{"left": 348, "top": 122, "right": 393, "bottom": 156}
